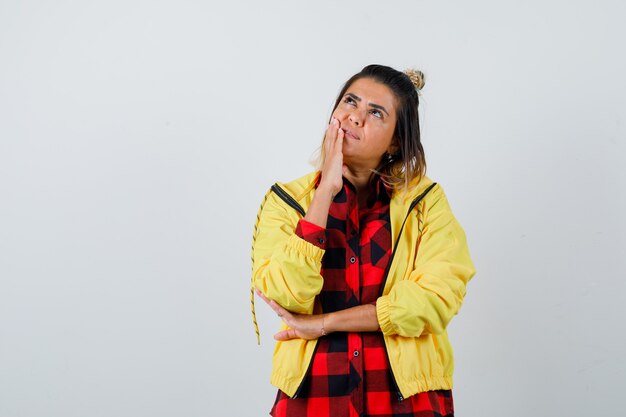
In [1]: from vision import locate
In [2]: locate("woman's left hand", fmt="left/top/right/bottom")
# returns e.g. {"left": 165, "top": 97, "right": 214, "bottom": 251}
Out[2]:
{"left": 256, "top": 289, "right": 326, "bottom": 341}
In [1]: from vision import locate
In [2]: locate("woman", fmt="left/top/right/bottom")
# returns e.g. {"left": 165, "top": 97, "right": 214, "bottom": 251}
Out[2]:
{"left": 251, "top": 64, "right": 475, "bottom": 417}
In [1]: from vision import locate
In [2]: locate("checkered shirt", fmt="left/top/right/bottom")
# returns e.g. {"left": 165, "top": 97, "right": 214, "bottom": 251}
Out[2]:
{"left": 269, "top": 175, "right": 454, "bottom": 417}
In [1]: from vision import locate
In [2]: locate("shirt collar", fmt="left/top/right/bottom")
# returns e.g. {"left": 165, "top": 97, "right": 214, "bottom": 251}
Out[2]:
{"left": 313, "top": 172, "right": 392, "bottom": 205}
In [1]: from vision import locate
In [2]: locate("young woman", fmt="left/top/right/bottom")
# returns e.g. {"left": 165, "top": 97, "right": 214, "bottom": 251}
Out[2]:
{"left": 251, "top": 64, "right": 476, "bottom": 417}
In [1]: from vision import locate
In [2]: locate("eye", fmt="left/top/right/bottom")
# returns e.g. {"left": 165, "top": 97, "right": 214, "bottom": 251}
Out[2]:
{"left": 343, "top": 96, "right": 356, "bottom": 106}
{"left": 370, "top": 109, "right": 383, "bottom": 119}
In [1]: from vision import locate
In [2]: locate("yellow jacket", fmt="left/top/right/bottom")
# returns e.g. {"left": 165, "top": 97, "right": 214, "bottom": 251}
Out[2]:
{"left": 251, "top": 170, "right": 476, "bottom": 400}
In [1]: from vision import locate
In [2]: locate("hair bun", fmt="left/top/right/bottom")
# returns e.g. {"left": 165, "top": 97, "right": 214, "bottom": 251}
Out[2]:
{"left": 404, "top": 68, "right": 425, "bottom": 91}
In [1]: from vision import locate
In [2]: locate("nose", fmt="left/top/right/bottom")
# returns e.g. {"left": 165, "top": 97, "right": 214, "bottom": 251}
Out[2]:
{"left": 348, "top": 109, "right": 362, "bottom": 127}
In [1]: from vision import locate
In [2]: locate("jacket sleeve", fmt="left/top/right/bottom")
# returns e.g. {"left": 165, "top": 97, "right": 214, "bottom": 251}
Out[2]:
{"left": 376, "top": 185, "right": 476, "bottom": 337}
{"left": 252, "top": 190, "right": 325, "bottom": 314}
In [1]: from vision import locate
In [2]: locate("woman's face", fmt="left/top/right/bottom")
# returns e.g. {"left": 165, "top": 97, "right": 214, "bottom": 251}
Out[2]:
{"left": 331, "top": 77, "right": 398, "bottom": 169}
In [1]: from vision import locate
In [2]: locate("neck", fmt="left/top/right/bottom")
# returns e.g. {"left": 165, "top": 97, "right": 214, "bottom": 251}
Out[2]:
{"left": 343, "top": 164, "right": 373, "bottom": 195}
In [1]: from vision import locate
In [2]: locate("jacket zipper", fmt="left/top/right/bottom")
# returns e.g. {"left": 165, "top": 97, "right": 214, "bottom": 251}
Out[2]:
{"left": 378, "top": 182, "right": 437, "bottom": 402}
{"left": 379, "top": 182, "right": 437, "bottom": 298}
{"left": 271, "top": 184, "right": 306, "bottom": 216}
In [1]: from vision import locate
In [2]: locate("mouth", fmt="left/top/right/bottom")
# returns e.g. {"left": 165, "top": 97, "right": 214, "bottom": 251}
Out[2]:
{"left": 341, "top": 128, "right": 359, "bottom": 140}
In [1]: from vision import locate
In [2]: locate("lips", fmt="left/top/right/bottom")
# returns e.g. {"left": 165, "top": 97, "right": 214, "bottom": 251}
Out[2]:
{"left": 342, "top": 128, "right": 359, "bottom": 140}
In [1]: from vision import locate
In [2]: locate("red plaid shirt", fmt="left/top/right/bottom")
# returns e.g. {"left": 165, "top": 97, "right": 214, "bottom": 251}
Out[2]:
{"left": 270, "top": 175, "right": 454, "bottom": 417}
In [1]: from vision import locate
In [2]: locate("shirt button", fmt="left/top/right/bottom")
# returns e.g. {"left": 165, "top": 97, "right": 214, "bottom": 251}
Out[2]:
{"left": 353, "top": 350, "right": 359, "bottom": 357}
{"left": 318, "top": 238, "right": 325, "bottom": 244}
{"left": 349, "top": 256, "right": 356, "bottom": 264}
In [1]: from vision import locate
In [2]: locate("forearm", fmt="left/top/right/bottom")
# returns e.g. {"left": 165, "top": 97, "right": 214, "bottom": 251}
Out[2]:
{"left": 324, "top": 304, "right": 380, "bottom": 333}
{"left": 259, "top": 292, "right": 381, "bottom": 341}
{"left": 304, "top": 184, "right": 334, "bottom": 228}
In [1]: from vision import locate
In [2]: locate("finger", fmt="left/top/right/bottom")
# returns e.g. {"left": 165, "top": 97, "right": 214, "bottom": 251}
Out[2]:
{"left": 329, "top": 116, "right": 341, "bottom": 138}
{"left": 255, "top": 288, "right": 271, "bottom": 305}
{"left": 336, "top": 126, "right": 344, "bottom": 150}
{"left": 255, "top": 289, "right": 291, "bottom": 319}
{"left": 274, "top": 328, "right": 297, "bottom": 341}
{"left": 324, "top": 118, "right": 339, "bottom": 153}
{"left": 268, "top": 300, "right": 292, "bottom": 321}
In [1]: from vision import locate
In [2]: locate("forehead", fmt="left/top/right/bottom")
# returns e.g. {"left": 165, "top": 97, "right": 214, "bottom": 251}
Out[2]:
{"left": 345, "top": 77, "right": 397, "bottom": 115}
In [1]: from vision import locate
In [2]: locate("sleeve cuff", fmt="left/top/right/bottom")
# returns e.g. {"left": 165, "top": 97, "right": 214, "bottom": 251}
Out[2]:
{"left": 295, "top": 219, "right": 327, "bottom": 249}
{"left": 285, "top": 234, "right": 325, "bottom": 262}
{"left": 376, "top": 296, "right": 396, "bottom": 336}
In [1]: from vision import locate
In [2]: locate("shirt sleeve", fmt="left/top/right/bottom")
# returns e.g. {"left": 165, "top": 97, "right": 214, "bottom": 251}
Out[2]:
{"left": 295, "top": 219, "right": 327, "bottom": 250}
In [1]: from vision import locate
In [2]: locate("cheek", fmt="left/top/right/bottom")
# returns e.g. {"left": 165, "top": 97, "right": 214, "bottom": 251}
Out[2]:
{"left": 331, "top": 108, "right": 348, "bottom": 120}
{"left": 370, "top": 126, "right": 395, "bottom": 147}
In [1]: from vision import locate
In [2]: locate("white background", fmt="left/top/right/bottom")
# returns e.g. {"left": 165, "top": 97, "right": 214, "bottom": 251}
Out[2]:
{"left": 1, "top": 1, "right": 625, "bottom": 416}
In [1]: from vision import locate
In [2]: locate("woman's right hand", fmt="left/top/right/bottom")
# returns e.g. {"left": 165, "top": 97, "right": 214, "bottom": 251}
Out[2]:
{"left": 319, "top": 117, "right": 346, "bottom": 198}
{"left": 302, "top": 118, "right": 346, "bottom": 228}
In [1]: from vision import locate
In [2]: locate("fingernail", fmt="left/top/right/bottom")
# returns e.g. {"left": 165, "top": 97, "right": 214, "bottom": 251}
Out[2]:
{"left": 332, "top": 118, "right": 338, "bottom": 125}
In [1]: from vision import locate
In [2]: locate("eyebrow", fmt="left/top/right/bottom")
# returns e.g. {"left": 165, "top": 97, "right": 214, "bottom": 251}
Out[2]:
{"left": 344, "top": 92, "right": 390, "bottom": 117}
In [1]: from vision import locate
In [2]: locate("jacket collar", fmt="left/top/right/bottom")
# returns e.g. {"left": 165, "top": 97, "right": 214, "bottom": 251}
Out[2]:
{"left": 279, "top": 170, "right": 434, "bottom": 209}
